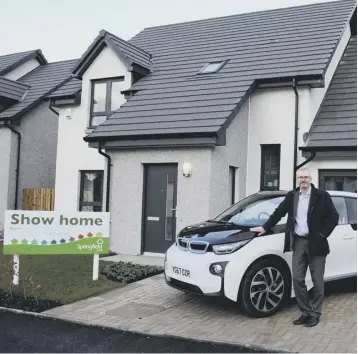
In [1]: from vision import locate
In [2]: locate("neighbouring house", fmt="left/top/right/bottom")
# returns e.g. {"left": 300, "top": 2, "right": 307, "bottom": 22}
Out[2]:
{"left": 0, "top": 49, "right": 78, "bottom": 227}
{"left": 48, "top": 0, "right": 357, "bottom": 256}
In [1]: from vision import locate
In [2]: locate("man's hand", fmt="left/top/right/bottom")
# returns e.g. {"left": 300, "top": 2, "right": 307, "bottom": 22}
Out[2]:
{"left": 250, "top": 226, "right": 266, "bottom": 236}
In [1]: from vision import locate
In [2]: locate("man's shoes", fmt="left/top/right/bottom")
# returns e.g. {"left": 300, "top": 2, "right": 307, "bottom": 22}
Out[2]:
{"left": 304, "top": 316, "right": 319, "bottom": 327}
{"left": 293, "top": 315, "right": 310, "bottom": 325}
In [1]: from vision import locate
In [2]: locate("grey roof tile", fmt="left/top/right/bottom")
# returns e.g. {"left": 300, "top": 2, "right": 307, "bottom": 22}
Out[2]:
{"left": 106, "top": 32, "right": 152, "bottom": 70}
{"left": 72, "top": 30, "right": 152, "bottom": 78}
{"left": 0, "top": 49, "right": 47, "bottom": 76}
{"left": 303, "top": 35, "right": 357, "bottom": 149}
{"left": 47, "top": 78, "right": 82, "bottom": 98}
{"left": 0, "top": 77, "right": 29, "bottom": 101}
{"left": 0, "top": 59, "right": 78, "bottom": 120}
{"left": 84, "top": 0, "right": 356, "bottom": 141}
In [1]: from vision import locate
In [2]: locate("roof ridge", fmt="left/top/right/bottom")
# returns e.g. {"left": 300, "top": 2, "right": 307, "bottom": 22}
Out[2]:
{"left": 0, "top": 49, "right": 39, "bottom": 58}
{"left": 102, "top": 30, "right": 152, "bottom": 57}
{"left": 137, "top": 0, "right": 355, "bottom": 32}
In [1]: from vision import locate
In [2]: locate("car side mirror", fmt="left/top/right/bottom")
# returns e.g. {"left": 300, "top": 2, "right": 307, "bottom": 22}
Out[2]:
{"left": 350, "top": 223, "right": 357, "bottom": 231}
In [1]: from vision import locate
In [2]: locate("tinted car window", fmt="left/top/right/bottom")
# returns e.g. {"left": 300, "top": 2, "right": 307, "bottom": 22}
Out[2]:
{"left": 332, "top": 197, "right": 348, "bottom": 225}
{"left": 346, "top": 198, "right": 357, "bottom": 224}
{"left": 217, "top": 196, "right": 287, "bottom": 226}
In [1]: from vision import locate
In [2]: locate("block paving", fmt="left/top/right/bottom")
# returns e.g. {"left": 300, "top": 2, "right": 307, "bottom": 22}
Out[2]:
{"left": 45, "top": 274, "right": 357, "bottom": 353}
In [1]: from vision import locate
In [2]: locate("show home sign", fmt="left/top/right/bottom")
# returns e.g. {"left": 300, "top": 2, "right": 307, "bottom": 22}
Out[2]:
{"left": 3, "top": 211, "right": 110, "bottom": 255}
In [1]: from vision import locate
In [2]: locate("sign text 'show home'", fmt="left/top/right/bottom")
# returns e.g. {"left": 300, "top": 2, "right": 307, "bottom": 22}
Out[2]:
{"left": 3, "top": 211, "right": 110, "bottom": 255}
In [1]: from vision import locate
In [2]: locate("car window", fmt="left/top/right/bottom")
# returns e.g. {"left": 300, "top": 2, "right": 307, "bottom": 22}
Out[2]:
{"left": 225, "top": 196, "right": 287, "bottom": 226}
{"left": 332, "top": 197, "right": 348, "bottom": 225}
{"left": 346, "top": 198, "right": 357, "bottom": 224}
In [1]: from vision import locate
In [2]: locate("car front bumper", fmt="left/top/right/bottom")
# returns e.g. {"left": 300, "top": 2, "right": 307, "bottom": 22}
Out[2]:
{"left": 164, "top": 244, "right": 229, "bottom": 296}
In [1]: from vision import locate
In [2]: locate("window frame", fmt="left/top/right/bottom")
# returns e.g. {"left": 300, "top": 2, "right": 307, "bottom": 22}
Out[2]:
{"left": 89, "top": 76, "right": 124, "bottom": 128}
{"left": 197, "top": 60, "right": 228, "bottom": 75}
{"left": 332, "top": 196, "right": 349, "bottom": 225}
{"left": 229, "top": 166, "right": 237, "bottom": 205}
{"left": 345, "top": 197, "right": 357, "bottom": 225}
{"left": 260, "top": 144, "right": 281, "bottom": 191}
{"left": 78, "top": 170, "right": 104, "bottom": 212}
{"left": 319, "top": 169, "right": 357, "bottom": 192}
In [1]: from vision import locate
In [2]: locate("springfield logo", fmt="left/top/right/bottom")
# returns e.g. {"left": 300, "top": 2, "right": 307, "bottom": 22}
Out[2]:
{"left": 78, "top": 239, "right": 104, "bottom": 252}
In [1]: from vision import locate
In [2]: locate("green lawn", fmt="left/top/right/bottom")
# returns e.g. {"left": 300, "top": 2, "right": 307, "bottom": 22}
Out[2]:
{"left": 0, "top": 243, "right": 123, "bottom": 304}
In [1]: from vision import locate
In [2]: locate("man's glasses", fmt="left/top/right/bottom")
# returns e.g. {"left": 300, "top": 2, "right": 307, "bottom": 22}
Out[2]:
{"left": 297, "top": 176, "right": 311, "bottom": 180}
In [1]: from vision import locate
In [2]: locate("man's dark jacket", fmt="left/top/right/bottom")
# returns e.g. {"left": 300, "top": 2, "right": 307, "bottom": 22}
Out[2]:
{"left": 262, "top": 184, "right": 339, "bottom": 256}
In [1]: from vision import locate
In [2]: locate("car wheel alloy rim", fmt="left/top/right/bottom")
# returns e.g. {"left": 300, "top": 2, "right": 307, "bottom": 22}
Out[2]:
{"left": 249, "top": 267, "right": 284, "bottom": 312}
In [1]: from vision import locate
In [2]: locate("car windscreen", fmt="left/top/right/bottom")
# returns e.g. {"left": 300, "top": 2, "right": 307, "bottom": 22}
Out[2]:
{"left": 214, "top": 195, "right": 286, "bottom": 226}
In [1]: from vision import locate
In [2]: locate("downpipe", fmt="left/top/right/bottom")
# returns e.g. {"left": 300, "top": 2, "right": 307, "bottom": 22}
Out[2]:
{"left": 292, "top": 78, "right": 317, "bottom": 177}
{"left": 97, "top": 141, "right": 112, "bottom": 212}
{"left": 292, "top": 78, "right": 299, "bottom": 189}
{"left": 4, "top": 121, "right": 21, "bottom": 209}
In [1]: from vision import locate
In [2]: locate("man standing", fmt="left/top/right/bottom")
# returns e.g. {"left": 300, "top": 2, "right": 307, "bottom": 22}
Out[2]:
{"left": 251, "top": 168, "right": 339, "bottom": 327}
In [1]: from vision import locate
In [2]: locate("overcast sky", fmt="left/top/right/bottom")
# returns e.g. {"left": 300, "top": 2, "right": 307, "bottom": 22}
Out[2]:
{"left": 1, "top": 0, "right": 339, "bottom": 62}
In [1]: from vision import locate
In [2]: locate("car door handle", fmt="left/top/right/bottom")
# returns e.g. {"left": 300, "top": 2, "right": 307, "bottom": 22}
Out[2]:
{"left": 343, "top": 234, "right": 354, "bottom": 240}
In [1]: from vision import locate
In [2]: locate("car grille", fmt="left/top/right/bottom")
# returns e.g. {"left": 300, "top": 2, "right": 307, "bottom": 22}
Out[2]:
{"left": 177, "top": 238, "right": 209, "bottom": 253}
{"left": 169, "top": 278, "right": 203, "bottom": 295}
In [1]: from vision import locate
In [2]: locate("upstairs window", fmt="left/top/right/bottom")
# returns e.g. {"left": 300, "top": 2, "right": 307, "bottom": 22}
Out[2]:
{"left": 90, "top": 77, "right": 124, "bottom": 127}
{"left": 197, "top": 60, "right": 228, "bottom": 75}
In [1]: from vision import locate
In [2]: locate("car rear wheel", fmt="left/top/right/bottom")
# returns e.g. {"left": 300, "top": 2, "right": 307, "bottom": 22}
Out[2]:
{"left": 239, "top": 258, "right": 290, "bottom": 318}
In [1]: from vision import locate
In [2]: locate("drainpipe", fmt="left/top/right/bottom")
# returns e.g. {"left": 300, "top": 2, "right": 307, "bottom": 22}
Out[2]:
{"left": 296, "top": 151, "right": 316, "bottom": 170}
{"left": 4, "top": 120, "right": 21, "bottom": 209}
{"left": 49, "top": 102, "right": 59, "bottom": 116}
{"left": 292, "top": 78, "right": 299, "bottom": 189}
{"left": 97, "top": 141, "right": 111, "bottom": 212}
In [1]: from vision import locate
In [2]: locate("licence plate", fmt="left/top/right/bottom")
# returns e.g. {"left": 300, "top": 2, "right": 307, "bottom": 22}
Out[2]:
{"left": 172, "top": 266, "right": 190, "bottom": 278}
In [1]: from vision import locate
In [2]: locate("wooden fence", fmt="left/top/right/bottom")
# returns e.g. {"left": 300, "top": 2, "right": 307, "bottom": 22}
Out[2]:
{"left": 23, "top": 188, "right": 55, "bottom": 211}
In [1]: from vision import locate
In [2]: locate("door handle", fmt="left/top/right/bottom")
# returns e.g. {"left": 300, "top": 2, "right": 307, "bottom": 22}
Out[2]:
{"left": 343, "top": 234, "right": 354, "bottom": 240}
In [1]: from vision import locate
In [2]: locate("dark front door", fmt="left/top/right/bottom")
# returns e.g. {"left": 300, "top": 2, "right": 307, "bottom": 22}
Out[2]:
{"left": 143, "top": 164, "right": 178, "bottom": 253}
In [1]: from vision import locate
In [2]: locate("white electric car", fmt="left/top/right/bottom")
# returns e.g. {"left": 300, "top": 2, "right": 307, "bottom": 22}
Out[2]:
{"left": 164, "top": 190, "right": 357, "bottom": 318}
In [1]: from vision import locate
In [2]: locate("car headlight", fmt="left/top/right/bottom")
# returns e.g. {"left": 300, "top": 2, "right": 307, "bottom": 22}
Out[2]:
{"left": 212, "top": 239, "right": 251, "bottom": 255}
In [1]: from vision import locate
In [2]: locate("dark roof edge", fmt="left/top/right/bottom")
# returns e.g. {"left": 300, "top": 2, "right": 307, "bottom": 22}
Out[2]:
{"left": 104, "top": 30, "right": 152, "bottom": 57}
{"left": 45, "top": 89, "right": 81, "bottom": 101}
{"left": 72, "top": 30, "right": 151, "bottom": 79}
{"left": 83, "top": 131, "right": 218, "bottom": 143}
{"left": 0, "top": 76, "right": 30, "bottom": 90}
{"left": 301, "top": 35, "right": 356, "bottom": 149}
{"left": 0, "top": 75, "right": 73, "bottom": 121}
{"left": 72, "top": 32, "right": 107, "bottom": 78}
{"left": 321, "top": 2, "right": 356, "bottom": 79}
{"left": 104, "top": 36, "right": 133, "bottom": 70}
{"left": 299, "top": 145, "right": 357, "bottom": 152}
{"left": 0, "top": 49, "right": 47, "bottom": 76}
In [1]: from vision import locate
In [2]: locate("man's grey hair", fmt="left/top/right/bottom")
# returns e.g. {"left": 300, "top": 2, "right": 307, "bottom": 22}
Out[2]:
{"left": 296, "top": 167, "right": 312, "bottom": 177}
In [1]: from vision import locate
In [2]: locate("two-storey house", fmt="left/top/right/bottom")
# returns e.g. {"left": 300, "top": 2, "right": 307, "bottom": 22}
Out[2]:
{"left": 49, "top": 0, "right": 357, "bottom": 255}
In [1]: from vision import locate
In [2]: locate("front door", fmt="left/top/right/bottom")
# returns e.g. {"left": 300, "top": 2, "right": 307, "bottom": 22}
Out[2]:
{"left": 143, "top": 164, "right": 178, "bottom": 253}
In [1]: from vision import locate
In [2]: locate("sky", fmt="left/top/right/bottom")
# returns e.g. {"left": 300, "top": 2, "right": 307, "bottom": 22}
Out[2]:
{"left": 0, "top": 0, "right": 340, "bottom": 62}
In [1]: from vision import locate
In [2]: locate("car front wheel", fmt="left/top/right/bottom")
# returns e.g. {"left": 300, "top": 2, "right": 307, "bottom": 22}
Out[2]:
{"left": 239, "top": 258, "right": 290, "bottom": 318}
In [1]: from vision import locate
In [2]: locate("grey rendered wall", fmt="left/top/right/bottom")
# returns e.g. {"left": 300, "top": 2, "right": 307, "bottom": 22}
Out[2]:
{"left": 208, "top": 100, "right": 249, "bottom": 217}
{"left": 108, "top": 148, "right": 212, "bottom": 255}
{"left": 16, "top": 102, "right": 59, "bottom": 208}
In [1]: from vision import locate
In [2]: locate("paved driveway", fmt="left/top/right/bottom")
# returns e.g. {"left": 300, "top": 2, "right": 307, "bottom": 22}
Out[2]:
{"left": 45, "top": 274, "right": 356, "bottom": 353}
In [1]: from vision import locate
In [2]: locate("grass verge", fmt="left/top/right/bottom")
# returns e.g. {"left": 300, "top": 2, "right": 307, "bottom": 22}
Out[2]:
{"left": 0, "top": 242, "right": 122, "bottom": 305}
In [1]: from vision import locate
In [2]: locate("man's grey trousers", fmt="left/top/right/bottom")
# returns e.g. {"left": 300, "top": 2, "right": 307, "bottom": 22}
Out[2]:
{"left": 292, "top": 236, "right": 326, "bottom": 318}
